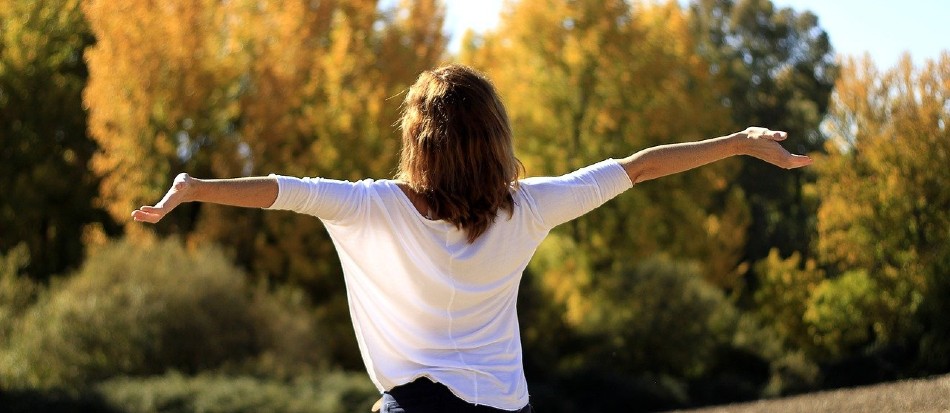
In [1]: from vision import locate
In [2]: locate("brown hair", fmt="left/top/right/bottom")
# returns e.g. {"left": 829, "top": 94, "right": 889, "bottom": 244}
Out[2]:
{"left": 396, "top": 64, "right": 524, "bottom": 242}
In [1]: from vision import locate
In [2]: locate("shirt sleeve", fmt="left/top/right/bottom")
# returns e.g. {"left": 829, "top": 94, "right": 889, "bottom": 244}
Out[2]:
{"left": 264, "top": 174, "right": 367, "bottom": 224}
{"left": 519, "top": 159, "right": 633, "bottom": 229}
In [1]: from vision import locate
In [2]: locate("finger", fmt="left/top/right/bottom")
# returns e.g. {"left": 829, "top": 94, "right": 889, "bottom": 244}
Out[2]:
{"left": 784, "top": 154, "right": 813, "bottom": 169}
{"left": 131, "top": 209, "right": 162, "bottom": 223}
{"left": 139, "top": 205, "right": 167, "bottom": 213}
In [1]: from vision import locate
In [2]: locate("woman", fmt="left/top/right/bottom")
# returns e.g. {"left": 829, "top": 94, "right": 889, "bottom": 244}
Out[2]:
{"left": 132, "top": 64, "right": 811, "bottom": 412}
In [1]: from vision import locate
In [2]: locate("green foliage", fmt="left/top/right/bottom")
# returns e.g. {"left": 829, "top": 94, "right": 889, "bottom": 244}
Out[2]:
{"left": 763, "top": 350, "right": 820, "bottom": 396}
{"left": 243, "top": 281, "right": 328, "bottom": 378}
{"left": 588, "top": 256, "right": 738, "bottom": 378}
{"left": 97, "top": 371, "right": 377, "bottom": 413}
{"left": 752, "top": 249, "right": 824, "bottom": 350}
{"left": 0, "top": 237, "right": 323, "bottom": 390}
{"left": 0, "top": 243, "right": 38, "bottom": 384}
{"left": 524, "top": 240, "right": 746, "bottom": 408}
{"left": 526, "top": 234, "right": 594, "bottom": 328}
{"left": 0, "top": 243, "right": 36, "bottom": 328}
{"left": 804, "top": 270, "right": 879, "bottom": 360}
{"left": 530, "top": 247, "right": 737, "bottom": 379}
{"left": 0, "top": 371, "right": 377, "bottom": 413}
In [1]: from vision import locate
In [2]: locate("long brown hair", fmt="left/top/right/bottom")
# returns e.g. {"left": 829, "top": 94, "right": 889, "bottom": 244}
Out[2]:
{"left": 396, "top": 64, "right": 524, "bottom": 242}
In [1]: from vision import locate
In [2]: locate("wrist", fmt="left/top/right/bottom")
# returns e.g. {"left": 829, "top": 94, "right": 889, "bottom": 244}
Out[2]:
{"left": 187, "top": 177, "right": 204, "bottom": 203}
{"left": 728, "top": 131, "right": 749, "bottom": 156}
{"left": 172, "top": 173, "right": 200, "bottom": 203}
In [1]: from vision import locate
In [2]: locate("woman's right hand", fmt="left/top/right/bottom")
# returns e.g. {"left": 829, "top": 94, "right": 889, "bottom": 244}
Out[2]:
{"left": 131, "top": 173, "right": 197, "bottom": 224}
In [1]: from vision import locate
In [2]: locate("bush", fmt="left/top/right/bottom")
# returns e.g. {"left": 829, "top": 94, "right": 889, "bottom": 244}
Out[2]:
{"left": 752, "top": 249, "right": 824, "bottom": 351}
{"left": 0, "top": 243, "right": 36, "bottom": 335}
{"left": 1, "top": 237, "right": 323, "bottom": 390}
{"left": 243, "top": 281, "right": 328, "bottom": 378}
{"left": 585, "top": 256, "right": 738, "bottom": 379}
{"left": 0, "top": 244, "right": 40, "bottom": 389}
{"left": 764, "top": 350, "right": 820, "bottom": 397}
{"left": 689, "top": 346, "right": 771, "bottom": 405}
{"left": 97, "top": 371, "right": 378, "bottom": 413}
{"left": 804, "top": 270, "right": 879, "bottom": 360}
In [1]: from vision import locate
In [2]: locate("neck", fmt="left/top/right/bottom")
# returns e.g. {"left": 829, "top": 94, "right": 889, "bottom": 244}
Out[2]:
{"left": 397, "top": 183, "right": 433, "bottom": 219}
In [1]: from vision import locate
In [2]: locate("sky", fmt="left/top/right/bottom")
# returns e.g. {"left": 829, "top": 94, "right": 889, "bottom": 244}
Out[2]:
{"left": 442, "top": 0, "right": 950, "bottom": 69}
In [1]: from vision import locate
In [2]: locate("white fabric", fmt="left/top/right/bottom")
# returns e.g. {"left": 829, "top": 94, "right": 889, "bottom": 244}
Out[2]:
{"left": 266, "top": 159, "right": 632, "bottom": 410}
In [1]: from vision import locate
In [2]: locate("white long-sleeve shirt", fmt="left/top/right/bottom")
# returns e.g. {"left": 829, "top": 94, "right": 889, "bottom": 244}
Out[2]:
{"left": 266, "top": 159, "right": 632, "bottom": 410}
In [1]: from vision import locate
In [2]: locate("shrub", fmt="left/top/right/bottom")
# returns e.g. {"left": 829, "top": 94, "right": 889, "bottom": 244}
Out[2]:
{"left": 243, "top": 281, "right": 327, "bottom": 378}
{"left": 0, "top": 243, "right": 40, "bottom": 389}
{"left": 752, "top": 249, "right": 824, "bottom": 351}
{"left": 764, "top": 350, "right": 820, "bottom": 396}
{"left": 0, "top": 243, "right": 36, "bottom": 335}
{"left": 2, "top": 237, "right": 322, "bottom": 390}
{"left": 804, "top": 270, "right": 879, "bottom": 360}
{"left": 97, "top": 371, "right": 378, "bottom": 413}
{"left": 582, "top": 256, "right": 738, "bottom": 379}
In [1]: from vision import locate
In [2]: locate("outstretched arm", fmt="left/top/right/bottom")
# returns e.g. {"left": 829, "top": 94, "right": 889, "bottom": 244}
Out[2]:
{"left": 619, "top": 127, "right": 812, "bottom": 184}
{"left": 131, "top": 173, "right": 278, "bottom": 224}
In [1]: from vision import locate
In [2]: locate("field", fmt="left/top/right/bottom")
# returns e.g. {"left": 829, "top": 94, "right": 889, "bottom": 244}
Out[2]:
{"left": 670, "top": 374, "right": 950, "bottom": 413}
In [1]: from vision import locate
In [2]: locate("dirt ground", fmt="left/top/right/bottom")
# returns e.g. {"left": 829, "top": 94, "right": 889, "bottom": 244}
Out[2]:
{"left": 669, "top": 374, "right": 950, "bottom": 413}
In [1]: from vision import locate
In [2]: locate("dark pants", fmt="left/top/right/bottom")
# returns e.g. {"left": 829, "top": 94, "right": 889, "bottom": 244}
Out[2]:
{"left": 380, "top": 378, "right": 533, "bottom": 413}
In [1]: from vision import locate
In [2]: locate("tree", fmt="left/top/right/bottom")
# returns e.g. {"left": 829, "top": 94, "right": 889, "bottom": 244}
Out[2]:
{"left": 463, "top": 0, "right": 747, "bottom": 289}
{"left": 0, "top": 0, "right": 108, "bottom": 280}
{"left": 816, "top": 53, "right": 950, "bottom": 370}
{"left": 83, "top": 0, "right": 448, "bottom": 368}
{"left": 461, "top": 1, "right": 753, "bottom": 407}
{"left": 688, "top": 0, "right": 837, "bottom": 267}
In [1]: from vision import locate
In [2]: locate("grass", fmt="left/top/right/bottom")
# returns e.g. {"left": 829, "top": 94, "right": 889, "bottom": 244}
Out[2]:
{"left": 669, "top": 374, "right": 950, "bottom": 413}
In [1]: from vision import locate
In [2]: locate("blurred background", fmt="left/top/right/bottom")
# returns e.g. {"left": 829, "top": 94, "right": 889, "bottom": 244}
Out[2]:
{"left": 1, "top": 0, "right": 948, "bottom": 412}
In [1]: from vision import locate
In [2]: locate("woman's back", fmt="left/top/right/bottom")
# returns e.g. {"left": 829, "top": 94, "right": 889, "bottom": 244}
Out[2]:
{"left": 265, "top": 159, "right": 632, "bottom": 409}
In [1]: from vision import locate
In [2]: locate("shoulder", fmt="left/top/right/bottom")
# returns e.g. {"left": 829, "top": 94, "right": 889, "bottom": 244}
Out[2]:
{"left": 268, "top": 176, "right": 392, "bottom": 222}
{"left": 519, "top": 160, "right": 631, "bottom": 192}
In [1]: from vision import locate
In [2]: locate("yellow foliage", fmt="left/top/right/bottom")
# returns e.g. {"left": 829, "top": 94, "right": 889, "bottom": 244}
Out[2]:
{"left": 83, "top": 1, "right": 447, "bottom": 295}
{"left": 815, "top": 52, "right": 949, "bottom": 351}
{"left": 753, "top": 248, "right": 824, "bottom": 349}
{"left": 464, "top": 0, "right": 745, "bottom": 288}
{"left": 530, "top": 234, "right": 594, "bottom": 327}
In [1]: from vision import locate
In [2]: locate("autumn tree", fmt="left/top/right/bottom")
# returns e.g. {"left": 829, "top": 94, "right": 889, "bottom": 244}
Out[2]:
{"left": 688, "top": 0, "right": 837, "bottom": 267}
{"left": 0, "top": 0, "right": 109, "bottom": 280}
{"left": 84, "top": 0, "right": 238, "bottom": 232}
{"left": 815, "top": 53, "right": 950, "bottom": 371}
{"left": 464, "top": 0, "right": 746, "bottom": 290}
{"left": 83, "top": 0, "right": 447, "bottom": 367}
{"left": 460, "top": 2, "right": 756, "bottom": 406}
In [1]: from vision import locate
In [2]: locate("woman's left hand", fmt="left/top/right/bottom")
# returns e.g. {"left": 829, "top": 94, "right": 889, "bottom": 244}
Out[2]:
{"left": 736, "top": 127, "right": 813, "bottom": 169}
{"left": 131, "top": 173, "right": 196, "bottom": 223}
